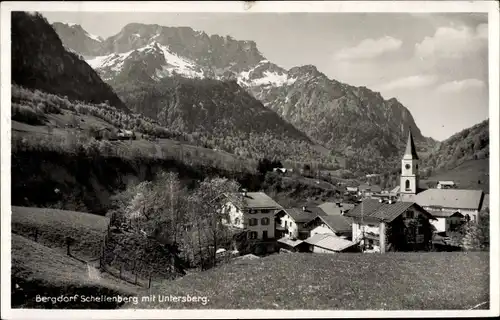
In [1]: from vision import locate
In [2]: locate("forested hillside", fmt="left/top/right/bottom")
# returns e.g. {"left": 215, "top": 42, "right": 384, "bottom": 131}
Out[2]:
{"left": 12, "top": 12, "right": 128, "bottom": 111}
{"left": 423, "top": 119, "right": 489, "bottom": 174}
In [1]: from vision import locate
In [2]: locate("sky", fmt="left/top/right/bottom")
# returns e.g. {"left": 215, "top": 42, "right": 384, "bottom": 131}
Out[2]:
{"left": 41, "top": 12, "right": 489, "bottom": 141}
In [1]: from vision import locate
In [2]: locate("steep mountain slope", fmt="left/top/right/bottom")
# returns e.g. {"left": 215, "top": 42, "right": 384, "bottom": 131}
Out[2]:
{"left": 423, "top": 119, "right": 489, "bottom": 173}
{"left": 55, "top": 22, "right": 437, "bottom": 170}
{"left": 51, "top": 22, "right": 104, "bottom": 56}
{"left": 109, "top": 74, "right": 326, "bottom": 162}
{"left": 12, "top": 12, "right": 128, "bottom": 111}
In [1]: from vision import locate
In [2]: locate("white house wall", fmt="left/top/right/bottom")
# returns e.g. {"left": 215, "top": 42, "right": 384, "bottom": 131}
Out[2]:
{"left": 311, "top": 245, "right": 337, "bottom": 254}
{"left": 310, "top": 224, "right": 336, "bottom": 237}
{"left": 222, "top": 202, "right": 244, "bottom": 229}
{"left": 431, "top": 217, "right": 446, "bottom": 233}
{"left": 279, "top": 213, "right": 299, "bottom": 238}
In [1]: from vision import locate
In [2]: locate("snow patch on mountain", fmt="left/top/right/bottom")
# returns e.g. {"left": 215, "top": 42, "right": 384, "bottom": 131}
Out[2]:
{"left": 85, "top": 31, "right": 103, "bottom": 42}
{"left": 237, "top": 68, "right": 296, "bottom": 87}
{"left": 86, "top": 49, "right": 135, "bottom": 71}
{"left": 155, "top": 43, "right": 205, "bottom": 79}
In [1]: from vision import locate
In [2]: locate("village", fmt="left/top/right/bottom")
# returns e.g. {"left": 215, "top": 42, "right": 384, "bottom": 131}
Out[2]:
{"left": 220, "top": 131, "right": 490, "bottom": 256}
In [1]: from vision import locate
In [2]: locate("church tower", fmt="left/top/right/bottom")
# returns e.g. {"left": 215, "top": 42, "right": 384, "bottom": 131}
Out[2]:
{"left": 400, "top": 130, "right": 419, "bottom": 198}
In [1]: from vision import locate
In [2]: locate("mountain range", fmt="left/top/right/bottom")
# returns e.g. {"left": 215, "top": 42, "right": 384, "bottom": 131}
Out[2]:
{"left": 52, "top": 21, "right": 438, "bottom": 171}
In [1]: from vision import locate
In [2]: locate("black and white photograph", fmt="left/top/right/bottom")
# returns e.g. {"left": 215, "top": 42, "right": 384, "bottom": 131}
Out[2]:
{"left": 1, "top": 1, "right": 499, "bottom": 319}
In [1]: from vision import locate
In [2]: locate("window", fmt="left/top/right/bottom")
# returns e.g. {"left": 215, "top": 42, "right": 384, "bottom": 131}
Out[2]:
{"left": 405, "top": 179, "right": 410, "bottom": 190}
{"left": 248, "top": 209, "right": 255, "bottom": 214}
{"left": 249, "top": 218, "right": 258, "bottom": 226}
{"left": 261, "top": 218, "right": 270, "bottom": 225}
{"left": 405, "top": 164, "right": 411, "bottom": 170}
{"left": 261, "top": 209, "right": 270, "bottom": 214}
{"left": 284, "top": 221, "right": 287, "bottom": 227}
{"left": 263, "top": 231, "right": 268, "bottom": 240}
{"left": 248, "top": 231, "right": 258, "bottom": 239}
{"left": 406, "top": 211, "right": 414, "bottom": 219}
{"left": 235, "top": 218, "right": 240, "bottom": 225}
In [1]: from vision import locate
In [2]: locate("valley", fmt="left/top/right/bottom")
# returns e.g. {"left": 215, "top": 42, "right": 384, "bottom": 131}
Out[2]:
{"left": 8, "top": 11, "right": 491, "bottom": 313}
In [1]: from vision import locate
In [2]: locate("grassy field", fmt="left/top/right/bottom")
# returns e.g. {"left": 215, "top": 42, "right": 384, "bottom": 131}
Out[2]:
{"left": 127, "top": 252, "right": 489, "bottom": 310}
{"left": 428, "top": 159, "right": 489, "bottom": 193}
{"left": 11, "top": 234, "right": 142, "bottom": 309}
{"left": 11, "top": 206, "right": 109, "bottom": 260}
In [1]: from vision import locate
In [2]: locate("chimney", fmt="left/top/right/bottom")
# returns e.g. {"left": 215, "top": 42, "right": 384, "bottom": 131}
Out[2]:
{"left": 302, "top": 206, "right": 306, "bottom": 211}
{"left": 379, "top": 199, "right": 383, "bottom": 203}
{"left": 241, "top": 188, "right": 248, "bottom": 197}
{"left": 388, "top": 199, "right": 393, "bottom": 204}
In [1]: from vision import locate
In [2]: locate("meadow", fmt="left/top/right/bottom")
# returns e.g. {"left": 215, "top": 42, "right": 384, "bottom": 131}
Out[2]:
{"left": 128, "top": 251, "right": 489, "bottom": 310}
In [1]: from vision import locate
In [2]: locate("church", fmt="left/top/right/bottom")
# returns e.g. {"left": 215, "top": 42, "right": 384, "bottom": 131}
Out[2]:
{"left": 393, "top": 131, "right": 488, "bottom": 226}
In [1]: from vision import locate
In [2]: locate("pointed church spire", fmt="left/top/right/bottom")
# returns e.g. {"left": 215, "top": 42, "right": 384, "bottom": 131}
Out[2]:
{"left": 404, "top": 130, "right": 419, "bottom": 160}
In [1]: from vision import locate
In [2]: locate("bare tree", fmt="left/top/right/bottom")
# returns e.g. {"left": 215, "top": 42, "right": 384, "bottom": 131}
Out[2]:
{"left": 192, "top": 177, "right": 242, "bottom": 268}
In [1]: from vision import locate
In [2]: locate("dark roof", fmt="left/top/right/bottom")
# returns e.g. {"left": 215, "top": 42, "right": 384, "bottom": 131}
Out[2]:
{"left": 481, "top": 194, "right": 489, "bottom": 211}
{"left": 318, "top": 215, "right": 352, "bottom": 233}
{"left": 358, "top": 184, "right": 371, "bottom": 191}
{"left": 345, "top": 199, "right": 432, "bottom": 223}
{"left": 282, "top": 207, "right": 327, "bottom": 223}
{"left": 318, "top": 202, "right": 356, "bottom": 215}
{"left": 403, "top": 130, "right": 419, "bottom": 160}
{"left": 225, "top": 192, "right": 282, "bottom": 209}
{"left": 413, "top": 189, "right": 484, "bottom": 210}
{"left": 427, "top": 210, "right": 464, "bottom": 218}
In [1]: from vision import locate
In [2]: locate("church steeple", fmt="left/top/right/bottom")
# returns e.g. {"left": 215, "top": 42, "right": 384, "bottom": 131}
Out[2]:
{"left": 400, "top": 130, "right": 420, "bottom": 198}
{"left": 404, "top": 130, "right": 419, "bottom": 160}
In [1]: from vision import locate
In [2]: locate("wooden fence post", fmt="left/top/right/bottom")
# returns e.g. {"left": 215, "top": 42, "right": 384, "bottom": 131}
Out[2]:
{"left": 148, "top": 273, "right": 152, "bottom": 289}
{"left": 34, "top": 228, "right": 38, "bottom": 242}
{"left": 119, "top": 264, "right": 123, "bottom": 280}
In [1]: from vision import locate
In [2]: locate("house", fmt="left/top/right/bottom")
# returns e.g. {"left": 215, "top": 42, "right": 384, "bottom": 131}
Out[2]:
{"left": 346, "top": 186, "right": 358, "bottom": 194}
{"left": 303, "top": 215, "right": 353, "bottom": 239}
{"left": 397, "top": 130, "right": 487, "bottom": 224}
{"left": 428, "top": 210, "right": 466, "bottom": 234}
{"left": 437, "top": 181, "right": 456, "bottom": 189}
{"left": 304, "top": 233, "right": 358, "bottom": 254}
{"left": 371, "top": 192, "right": 398, "bottom": 202}
{"left": 318, "top": 202, "right": 355, "bottom": 216}
{"left": 223, "top": 191, "right": 283, "bottom": 240}
{"left": 358, "top": 184, "right": 382, "bottom": 198}
{"left": 277, "top": 237, "right": 309, "bottom": 252}
{"left": 275, "top": 206, "right": 327, "bottom": 240}
{"left": 345, "top": 198, "right": 436, "bottom": 253}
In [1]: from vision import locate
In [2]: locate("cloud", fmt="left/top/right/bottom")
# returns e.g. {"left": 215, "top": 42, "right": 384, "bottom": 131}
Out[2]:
{"left": 415, "top": 23, "right": 487, "bottom": 60}
{"left": 373, "top": 75, "right": 438, "bottom": 92}
{"left": 334, "top": 36, "right": 402, "bottom": 61}
{"left": 435, "top": 79, "right": 485, "bottom": 92}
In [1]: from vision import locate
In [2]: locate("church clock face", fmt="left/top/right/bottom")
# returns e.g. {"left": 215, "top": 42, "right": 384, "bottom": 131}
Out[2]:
{"left": 405, "top": 164, "right": 411, "bottom": 170}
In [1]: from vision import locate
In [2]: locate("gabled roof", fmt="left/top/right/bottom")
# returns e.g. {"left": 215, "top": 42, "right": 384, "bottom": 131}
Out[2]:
{"left": 427, "top": 210, "right": 464, "bottom": 218}
{"left": 281, "top": 207, "right": 327, "bottom": 223}
{"left": 304, "top": 234, "right": 356, "bottom": 252}
{"left": 403, "top": 130, "right": 419, "bottom": 160}
{"left": 345, "top": 199, "right": 435, "bottom": 223}
{"left": 277, "top": 237, "right": 304, "bottom": 247}
{"left": 414, "top": 189, "right": 484, "bottom": 211}
{"left": 317, "top": 215, "right": 352, "bottom": 233}
{"left": 225, "top": 192, "right": 282, "bottom": 209}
